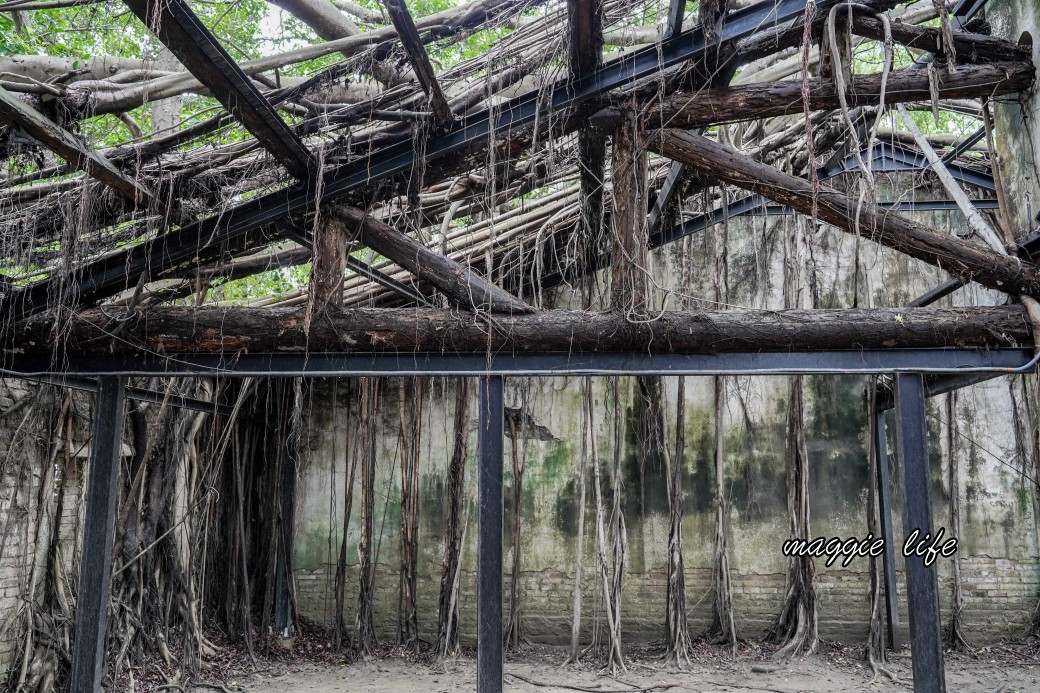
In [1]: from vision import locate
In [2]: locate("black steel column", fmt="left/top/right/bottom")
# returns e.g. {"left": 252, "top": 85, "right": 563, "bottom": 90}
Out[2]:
{"left": 477, "top": 376, "right": 504, "bottom": 693}
{"left": 70, "top": 377, "right": 126, "bottom": 692}
{"left": 894, "top": 374, "right": 946, "bottom": 693}
{"left": 874, "top": 411, "right": 901, "bottom": 650}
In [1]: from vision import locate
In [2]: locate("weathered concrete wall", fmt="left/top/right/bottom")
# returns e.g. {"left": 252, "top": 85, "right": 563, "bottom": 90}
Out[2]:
{"left": 292, "top": 172, "right": 1040, "bottom": 646}
{"left": 991, "top": 0, "right": 1040, "bottom": 232}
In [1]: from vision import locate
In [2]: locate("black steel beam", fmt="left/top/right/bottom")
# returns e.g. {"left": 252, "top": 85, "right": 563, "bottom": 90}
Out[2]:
{"left": 2, "top": 348, "right": 1032, "bottom": 378}
{"left": 69, "top": 377, "right": 126, "bottom": 692}
{"left": 940, "top": 127, "right": 986, "bottom": 164}
{"left": 343, "top": 256, "right": 434, "bottom": 307}
{"left": 121, "top": 0, "right": 314, "bottom": 180}
{"left": 1016, "top": 224, "right": 1040, "bottom": 259}
{"left": 906, "top": 278, "right": 966, "bottom": 308}
{"left": 477, "top": 375, "right": 504, "bottom": 693}
{"left": 646, "top": 161, "right": 686, "bottom": 237}
{"left": 894, "top": 373, "right": 947, "bottom": 693}
{"left": 875, "top": 369, "right": 1006, "bottom": 412}
{"left": 873, "top": 411, "right": 901, "bottom": 650}
{"left": 27, "top": 374, "right": 241, "bottom": 417}
{"left": 952, "top": 0, "right": 990, "bottom": 31}
{"left": 4, "top": 0, "right": 834, "bottom": 322}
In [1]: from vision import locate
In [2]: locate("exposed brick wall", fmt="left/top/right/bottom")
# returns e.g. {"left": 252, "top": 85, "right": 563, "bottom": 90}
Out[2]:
{"left": 292, "top": 373, "right": 1040, "bottom": 647}
{"left": 295, "top": 557, "right": 1040, "bottom": 647}
{"left": 0, "top": 380, "right": 90, "bottom": 679}
{"left": 0, "top": 378, "right": 40, "bottom": 674}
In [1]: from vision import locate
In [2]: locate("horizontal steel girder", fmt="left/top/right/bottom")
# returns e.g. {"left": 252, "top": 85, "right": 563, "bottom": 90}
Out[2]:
{"left": 3, "top": 348, "right": 1033, "bottom": 378}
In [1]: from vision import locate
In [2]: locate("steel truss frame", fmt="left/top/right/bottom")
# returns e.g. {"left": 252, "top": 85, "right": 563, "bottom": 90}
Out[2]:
{"left": 4, "top": 0, "right": 848, "bottom": 322}
{"left": 42, "top": 345, "right": 1028, "bottom": 692}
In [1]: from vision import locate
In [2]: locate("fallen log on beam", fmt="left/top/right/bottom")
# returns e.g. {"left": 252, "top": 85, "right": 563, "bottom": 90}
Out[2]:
{"left": 648, "top": 129, "right": 1040, "bottom": 298}
{"left": 122, "top": 0, "right": 315, "bottom": 180}
{"left": 644, "top": 61, "right": 1032, "bottom": 129}
{"left": 10, "top": 305, "right": 1030, "bottom": 355}
{"left": 852, "top": 16, "right": 1030, "bottom": 64}
{"left": 332, "top": 206, "right": 533, "bottom": 314}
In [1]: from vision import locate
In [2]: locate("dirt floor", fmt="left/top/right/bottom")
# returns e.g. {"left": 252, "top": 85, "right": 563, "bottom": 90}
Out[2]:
{"left": 230, "top": 642, "right": 1040, "bottom": 693}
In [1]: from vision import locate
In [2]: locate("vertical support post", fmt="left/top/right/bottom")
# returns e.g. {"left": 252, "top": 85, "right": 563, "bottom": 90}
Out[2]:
{"left": 894, "top": 374, "right": 946, "bottom": 693}
{"left": 477, "top": 376, "right": 504, "bottom": 693}
{"left": 70, "top": 377, "right": 126, "bottom": 692}
{"left": 873, "top": 411, "right": 901, "bottom": 650}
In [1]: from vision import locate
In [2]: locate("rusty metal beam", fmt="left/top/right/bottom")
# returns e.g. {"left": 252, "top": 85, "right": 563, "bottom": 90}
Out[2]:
{"left": 383, "top": 0, "right": 454, "bottom": 127}
{"left": 121, "top": 0, "right": 314, "bottom": 180}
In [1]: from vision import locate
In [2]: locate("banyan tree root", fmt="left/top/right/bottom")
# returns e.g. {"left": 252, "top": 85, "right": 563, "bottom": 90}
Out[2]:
{"left": 708, "top": 376, "right": 738, "bottom": 654}
{"left": 563, "top": 378, "right": 593, "bottom": 666}
{"left": 13, "top": 377, "right": 251, "bottom": 689}
{"left": 944, "top": 391, "right": 970, "bottom": 651}
{"left": 397, "top": 378, "right": 422, "bottom": 652}
{"left": 355, "top": 377, "right": 379, "bottom": 658}
{"left": 436, "top": 378, "right": 470, "bottom": 660}
{"left": 335, "top": 382, "right": 360, "bottom": 652}
{"left": 506, "top": 382, "right": 532, "bottom": 651}
{"left": 769, "top": 376, "right": 819, "bottom": 658}
{"left": 592, "top": 378, "right": 628, "bottom": 676}
{"left": 707, "top": 198, "right": 737, "bottom": 654}
{"left": 663, "top": 376, "right": 693, "bottom": 667}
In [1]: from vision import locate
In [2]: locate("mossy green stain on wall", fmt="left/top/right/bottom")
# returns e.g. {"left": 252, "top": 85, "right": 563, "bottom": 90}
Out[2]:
{"left": 805, "top": 375, "right": 870, "bottom": 518}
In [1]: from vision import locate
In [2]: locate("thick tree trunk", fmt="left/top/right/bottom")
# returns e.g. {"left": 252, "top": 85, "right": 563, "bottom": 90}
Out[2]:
{"left": 333, "top": 206, "right": 533, "bottom": 314}
{"left": 269, "top": 0, "right": 361, "bottom": 41}
{"left": 18, "top": 305, "right": 1032, "bottom": 355}
{"left": 851, "top": 15, "right": 1028, "bottom": 63}
{"left": 610, "top": 102, "right": 649, "bottom": 314}
{"left": 308, "top": 213, "right": 349, "bottom": 317}
{"left": 568, "top": 0, "right": 605, "bottom": 301}
{"left": 648, "top": 129, "right": 1040, "bottom": 298}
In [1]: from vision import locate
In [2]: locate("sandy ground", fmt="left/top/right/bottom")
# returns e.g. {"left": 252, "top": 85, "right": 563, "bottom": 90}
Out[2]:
{"left": 233, "top": 644, "right": 1040, "bottom": 693}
